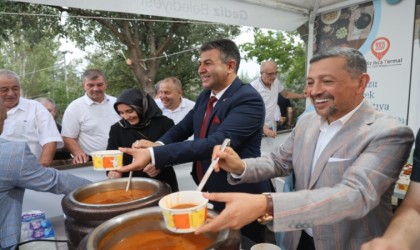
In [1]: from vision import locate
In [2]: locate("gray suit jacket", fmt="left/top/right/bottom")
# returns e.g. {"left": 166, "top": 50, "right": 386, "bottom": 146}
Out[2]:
{"left": 231, "top": 100, "right": 414, "bottom": 250}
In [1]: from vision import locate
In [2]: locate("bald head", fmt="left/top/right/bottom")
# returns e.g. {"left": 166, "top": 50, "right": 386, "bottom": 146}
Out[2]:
{"left": 260, "top": 61, "right": 277, "bottom": 72}
{"left": 159, "top": 77, "right": 183, "bottom": 110}
{"left": 260, "top": 60, "right": 278, "bottom": 86}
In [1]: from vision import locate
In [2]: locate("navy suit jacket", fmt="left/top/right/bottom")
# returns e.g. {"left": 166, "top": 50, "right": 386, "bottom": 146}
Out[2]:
{"left": 154, "top": 77, "right": 272, "bottom": 210}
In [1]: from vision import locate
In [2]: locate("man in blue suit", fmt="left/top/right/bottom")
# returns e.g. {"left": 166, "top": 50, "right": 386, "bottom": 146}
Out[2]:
{"left": 117, "top": 39, "right": 272, "bottom": 243}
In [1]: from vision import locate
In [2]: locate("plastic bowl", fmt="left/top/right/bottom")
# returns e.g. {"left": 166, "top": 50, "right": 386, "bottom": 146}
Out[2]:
{"left": 158, "top": 191, "right": 208, "bottom": 233}
{"left": 91, "top": 150, "right": 123, "bottom": 171}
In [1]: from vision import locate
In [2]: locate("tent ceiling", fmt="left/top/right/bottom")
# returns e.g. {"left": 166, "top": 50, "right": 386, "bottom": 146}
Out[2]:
{"left": 11, "top": 0, "right": 368, "bottom": 31}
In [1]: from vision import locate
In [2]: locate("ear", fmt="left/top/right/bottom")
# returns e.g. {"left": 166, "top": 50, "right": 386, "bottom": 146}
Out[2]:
{"left": 226, "top": 59, "right": 237, "bottom": 73}
{"left": 357, "top": 73, "right": 370, "bottom": 94}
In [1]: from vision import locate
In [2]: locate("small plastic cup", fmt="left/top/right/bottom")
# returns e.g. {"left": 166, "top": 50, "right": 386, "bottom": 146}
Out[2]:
{"left": 91, "top": 150, "right": 123, "bottom": 171}
{"left": 158, "top": 191, "right": 208, "bottom": 233}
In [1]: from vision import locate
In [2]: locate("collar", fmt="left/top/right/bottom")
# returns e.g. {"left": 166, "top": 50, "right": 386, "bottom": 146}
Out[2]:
{"left": 258, "top": 77, "right": 272, "bottom": 90}
{"left": 83, "top": 93, "right": 110, "bottom": 105}
{"left": 7, "top": 97, "right": 27, "bottom": 114}
{"left": 211, "top": 83, "right": 231, "bottom": 100}
{"left": 318, "top": 99, "right": 365, "bottom": 127}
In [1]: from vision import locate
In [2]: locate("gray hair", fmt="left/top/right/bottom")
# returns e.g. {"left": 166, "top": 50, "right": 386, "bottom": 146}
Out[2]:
{"left": 161, "top": 77, "right": 182, "bottom": 90}
{"left": 81, "top": 69, "right": 106, "bottom": 84}
{"left": 0, "top": 69, "right": 20, "bottom": 85}
{"left": 35, "top": 97, "right": 56, "bottom": 108}
{"left": 310, "top": 47, "right": 367, "bottom": 78}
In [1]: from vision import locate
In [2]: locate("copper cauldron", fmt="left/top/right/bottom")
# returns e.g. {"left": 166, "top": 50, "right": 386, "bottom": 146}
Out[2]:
{"left": 78, "top": 206, "right": 241, "bottom": 250}
{"left": 61, "top": 178, "right": 171, "bottom": 249}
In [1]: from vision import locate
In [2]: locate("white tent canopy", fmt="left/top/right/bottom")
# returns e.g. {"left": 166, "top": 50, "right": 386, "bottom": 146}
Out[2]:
{"left": 12, "top": 0, "right": 368, "bottom": 31}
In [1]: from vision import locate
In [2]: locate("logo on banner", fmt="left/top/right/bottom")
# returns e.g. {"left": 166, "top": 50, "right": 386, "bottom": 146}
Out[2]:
{"left": 371, "top": 37, "right": 390, "bottom": 60}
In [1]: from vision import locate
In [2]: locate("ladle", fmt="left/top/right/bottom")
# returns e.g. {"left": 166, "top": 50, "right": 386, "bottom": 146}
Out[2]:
{"left": 196, "top": 138, "right": 231, "bottom": 191}
{"left": 125, "top": 171, "right": 133, "bottom": 191}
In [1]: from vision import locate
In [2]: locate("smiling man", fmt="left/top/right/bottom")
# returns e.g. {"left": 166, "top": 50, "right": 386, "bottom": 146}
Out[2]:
{"left": 250, "top": 60, "right": 305, "bottom": 138}
{"left": 0, "top": 69, "right": 63, "bottom": 166}
{"left": 194, "top": 47, "right": 414, "bottom": 250}
{"left": 117, "top": 39, "right": 273, "bottom": 243}
{"left": 156, "top": 76, "right": 195, "bottom": 125}
{"left": 61, "top": 69, "right": 120, "bottom": 164}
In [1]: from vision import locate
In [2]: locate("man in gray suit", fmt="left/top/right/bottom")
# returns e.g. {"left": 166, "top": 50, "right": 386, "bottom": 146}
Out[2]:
{"left": 195, "top": 47, "right": 414, "bottom": 250}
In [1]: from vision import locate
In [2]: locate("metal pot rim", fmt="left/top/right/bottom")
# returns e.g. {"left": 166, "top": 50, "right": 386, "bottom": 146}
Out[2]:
{"left": 68, "top": 177, "right": 164, "bottom": 207}
{"left": 85, "top": 206, "right": 229, "bottom": 250}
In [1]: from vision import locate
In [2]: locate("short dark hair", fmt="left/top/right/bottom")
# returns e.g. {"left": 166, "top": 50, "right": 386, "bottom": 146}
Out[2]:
{"left": 81, "top": 69, "right": 106, "bottom": 83}
{"left": 200, "top": 39, "right": 240, "bottom": 72}
{"left": 310, "top": 47, "right": 367, "bottom": 78}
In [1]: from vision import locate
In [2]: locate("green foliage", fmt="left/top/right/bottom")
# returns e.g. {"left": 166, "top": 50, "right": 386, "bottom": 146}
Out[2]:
{"left": 59, "top": 8, "right": 241, "bottom": 97}
{"left": 0, "top": 1, "right": 62, "bottom": 45}
{"left": 240, "top": 29, "right": 307, "bottom": 121}
{"left": 240, "top": 29, "right": 306, "bottom": 86}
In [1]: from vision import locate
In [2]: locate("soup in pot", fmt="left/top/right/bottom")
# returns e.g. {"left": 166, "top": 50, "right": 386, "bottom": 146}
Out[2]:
{"left": 80, "top": 189, "right": 152, "bottom": 204}
{"left": 105, "top": 230, "right": 213, "bottom": 250}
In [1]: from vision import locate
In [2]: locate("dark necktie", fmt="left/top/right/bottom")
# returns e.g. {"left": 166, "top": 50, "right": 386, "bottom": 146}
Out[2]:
{"left": 196, "top": 96, "right": 218, "bottom": 181}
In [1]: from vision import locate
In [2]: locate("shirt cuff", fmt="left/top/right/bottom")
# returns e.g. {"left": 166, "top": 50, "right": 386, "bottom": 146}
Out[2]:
{"left": 149, "top": 148, "right": 156, "bottom": 165}
{"left": 230, "top": 160, "right": 247, "bottom": 179}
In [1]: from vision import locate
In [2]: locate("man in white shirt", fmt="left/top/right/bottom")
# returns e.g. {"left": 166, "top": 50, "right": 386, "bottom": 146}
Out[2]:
{"left": 61, "top": 69, "right": 120, "bottom": 164}
{"left": 156, "top": 77, "right": 195, "bottom": 125}
{"left": 250, "top": 61, "right": 305, "bottom": 137}
{"left": 0, "top": 69, "right": 63, "bottom": 166}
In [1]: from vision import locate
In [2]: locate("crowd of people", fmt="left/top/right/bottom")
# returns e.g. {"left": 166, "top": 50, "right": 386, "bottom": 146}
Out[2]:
{"left": 0, "top": 39, "right": 418, "bottom": 250}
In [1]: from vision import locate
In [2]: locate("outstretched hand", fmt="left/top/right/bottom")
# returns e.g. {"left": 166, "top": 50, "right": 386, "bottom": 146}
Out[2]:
{"left": 133, "top": 139, "right": 160, "bottom": 149}
{"left": 194, "top": 192, "right": 267, "bottom": 235}
{"left": 117, "top": 147, "right": 152, "bottom": 172}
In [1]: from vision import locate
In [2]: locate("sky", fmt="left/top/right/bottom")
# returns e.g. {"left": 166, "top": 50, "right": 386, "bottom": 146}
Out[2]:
{"left": 234, "top": 26, "right": 261, "bottom": 78}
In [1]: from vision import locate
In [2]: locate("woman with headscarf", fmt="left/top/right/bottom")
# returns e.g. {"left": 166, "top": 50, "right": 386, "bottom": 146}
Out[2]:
{"left": 106, "top": 88, "right": 178, "bottom": 192}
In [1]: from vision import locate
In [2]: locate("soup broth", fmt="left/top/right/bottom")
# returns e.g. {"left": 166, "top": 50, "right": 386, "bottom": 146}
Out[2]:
{"left": 171, "top": 203, "right": 198, "bottom": 209}
{"left": 80, "top": 189, "right": 152, "bottom": 204}
{"left": 106, "top": 230, "right": 213, "bottom": 250}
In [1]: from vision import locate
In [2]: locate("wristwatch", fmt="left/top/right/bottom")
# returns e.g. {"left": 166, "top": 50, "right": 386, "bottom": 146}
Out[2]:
{"left": 257, "top": 193, "right": 274, "bottom": 224}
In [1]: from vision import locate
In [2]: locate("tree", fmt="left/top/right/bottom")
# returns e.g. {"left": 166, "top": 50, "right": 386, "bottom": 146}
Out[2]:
{"left": 240, "top": 28, "right": 307, "bottom": 123}
{"left": 52, "top": 7, "right": 240, "bottom": 96}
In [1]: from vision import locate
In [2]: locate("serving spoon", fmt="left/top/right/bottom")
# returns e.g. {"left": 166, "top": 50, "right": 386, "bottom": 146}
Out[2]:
{"left": 125, "top": 171, "right": 133, "bottom": 192}
{"left": 196, "top": 138, "right": 231, "bottom": 192}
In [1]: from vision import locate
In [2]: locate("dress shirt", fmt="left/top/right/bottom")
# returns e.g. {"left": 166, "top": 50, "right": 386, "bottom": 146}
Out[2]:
{"left": 156, "top": 97, "right": 195, "bottom": 124}
{"left": 0, "top": 98, "right": 63, "bottom": 160}
{"left": 61, "top": 94, "right": 120, "bottom": 154}
{"left": 250, "top": 78, "right": 284, "bottom": 128}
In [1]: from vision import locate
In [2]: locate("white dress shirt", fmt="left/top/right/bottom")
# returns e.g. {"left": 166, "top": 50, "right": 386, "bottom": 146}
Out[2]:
{"left": 1, "top": 97, "right": 63, "bottom": 160}
{"left": 61, "top": 94, "right": 120, "bottom": 154}
{"left": 156, "top": 97, "right": 195, "bottom": 125}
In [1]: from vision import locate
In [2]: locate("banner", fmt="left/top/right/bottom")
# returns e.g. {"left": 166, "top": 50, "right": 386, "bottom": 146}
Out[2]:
{"left": 314, "top": 0, "right": 415, "bottom": 125}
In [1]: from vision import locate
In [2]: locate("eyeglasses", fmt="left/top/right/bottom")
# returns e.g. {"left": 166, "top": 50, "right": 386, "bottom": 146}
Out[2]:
{"left": 262, "top": 71, "right": 278, "bottom": 77}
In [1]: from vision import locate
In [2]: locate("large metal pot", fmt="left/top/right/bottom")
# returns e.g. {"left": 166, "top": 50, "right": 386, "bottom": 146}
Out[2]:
{"left": 61, "top": 178, "right": 171, "bottom": 249}
{"left": 79, "top": 206, "right": 241, "bottom": 250}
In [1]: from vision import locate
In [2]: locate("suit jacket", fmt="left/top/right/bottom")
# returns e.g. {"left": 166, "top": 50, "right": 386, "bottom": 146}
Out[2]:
{"left": 232, "top": 100, "right": 414, "bottom": 250}
{"left": 154, "top": 77, "right": 272, "bottom": 211}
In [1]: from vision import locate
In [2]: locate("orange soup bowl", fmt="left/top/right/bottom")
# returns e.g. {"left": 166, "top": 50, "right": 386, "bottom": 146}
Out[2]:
{"left": 91, "top": 150, "right": 123, "bottom": 171}
{"left": 158, "top": 191, "right": 208, "bottom": 233}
